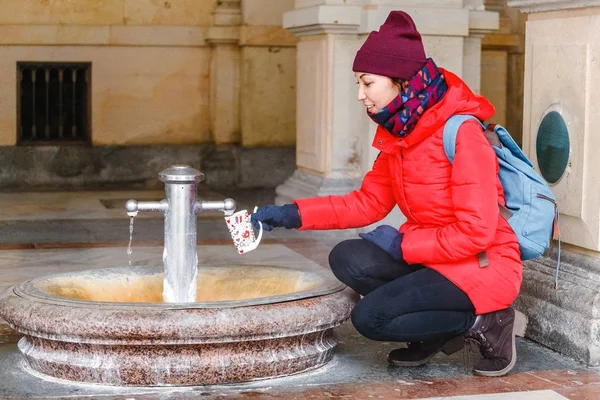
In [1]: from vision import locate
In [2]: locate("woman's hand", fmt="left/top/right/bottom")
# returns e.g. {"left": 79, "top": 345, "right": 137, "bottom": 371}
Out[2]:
{"left": 251, "top": 204, "right": 302, "bottom": 231}
{"left": 359, "top": 225, "right": 404, "bottom": 261}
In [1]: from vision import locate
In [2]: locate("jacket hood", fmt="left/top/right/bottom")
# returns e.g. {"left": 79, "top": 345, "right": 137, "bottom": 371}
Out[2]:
{"left": 373, "top": 68, "right": 495, "bottom": 153}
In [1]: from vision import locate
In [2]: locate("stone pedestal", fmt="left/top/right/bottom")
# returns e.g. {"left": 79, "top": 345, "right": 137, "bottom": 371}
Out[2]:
{"left": 276, "top": 0, "right": 498, "bottom": 232}
{"left": 508, "top": 0, "right": 600, "bottom": 365}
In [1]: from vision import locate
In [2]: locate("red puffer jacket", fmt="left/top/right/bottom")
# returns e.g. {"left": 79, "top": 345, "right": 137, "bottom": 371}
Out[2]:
{"left": 295, "top": 69, "right": 522, "bottom": 315}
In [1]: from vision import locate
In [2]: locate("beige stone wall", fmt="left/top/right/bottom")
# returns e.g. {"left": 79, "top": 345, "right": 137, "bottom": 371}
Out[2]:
{"left": 0, "top": 46, "right": 211, "bottom": 146}
{"left": 0, "top": 0, "right": 215, "bottom": 26}
{"left": 0, "top": 0, "right": 298, "bottom": 148}
{"left": 481, "top": 50, "right": 508, "bottom": 124}
{"left": 240, "top": 46, "right": 297, "bottom": 147}
{"left": 239, "top": 0, "right": 297, "bottom": 147}
{"left": 0, "top": 0, "right": 215, "bottom": 146}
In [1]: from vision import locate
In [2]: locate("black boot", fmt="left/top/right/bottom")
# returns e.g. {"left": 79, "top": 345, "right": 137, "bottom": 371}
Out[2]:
{"left": 388, "top": 335, "right": 464, "bottom": 367}
{"left": 465, "top": 307, "right": 527, "bottom": 377}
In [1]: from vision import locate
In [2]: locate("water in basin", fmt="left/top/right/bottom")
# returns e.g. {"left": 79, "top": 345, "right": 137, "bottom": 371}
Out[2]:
{"left": 33, "top": 265, "right": 333, "bottom": 304}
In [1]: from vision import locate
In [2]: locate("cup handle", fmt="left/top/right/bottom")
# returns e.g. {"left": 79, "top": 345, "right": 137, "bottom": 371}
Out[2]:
{"left": 255, "top": 218, "right": 263, "bottom": 245}
{"left": 251, "top": 206, "right": 264, "bottom": 248}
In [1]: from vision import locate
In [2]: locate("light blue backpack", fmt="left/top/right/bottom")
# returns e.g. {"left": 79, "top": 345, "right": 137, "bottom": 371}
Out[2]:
{"left": 442, "top": 115, "right": 560, "bottom": 268}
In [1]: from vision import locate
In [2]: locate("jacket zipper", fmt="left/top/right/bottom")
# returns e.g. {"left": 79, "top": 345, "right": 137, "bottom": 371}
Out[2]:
{"left": 398, "top": 148, "right": 417, "bottom": 221}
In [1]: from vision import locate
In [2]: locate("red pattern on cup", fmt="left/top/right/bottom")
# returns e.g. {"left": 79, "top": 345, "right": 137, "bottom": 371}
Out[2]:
{"left": 224, "top": 206, "right": 263, "bottom": 254}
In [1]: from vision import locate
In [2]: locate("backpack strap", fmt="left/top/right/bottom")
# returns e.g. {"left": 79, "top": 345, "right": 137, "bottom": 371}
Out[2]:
{"left": 443, "top": 115, "right": 490, "bottom": 268}
{"left": 442, "top": 115, "right": 485, "bottom": 164}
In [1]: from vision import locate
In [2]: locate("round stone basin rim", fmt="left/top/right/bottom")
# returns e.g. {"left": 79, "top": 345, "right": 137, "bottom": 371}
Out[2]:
{"left": 0, "top": 284, "right": 359, "bottom": 386}
{"left": 13, "top": 264, "right": 346, "bottom": 310}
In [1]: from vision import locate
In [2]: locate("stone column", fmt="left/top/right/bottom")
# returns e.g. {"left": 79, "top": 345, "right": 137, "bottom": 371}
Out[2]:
{"left": 508, "top": 0, "right": 600, "bottom": 365}
{"left": 275, "top": 0, "right": 366, "bottom": 204}
{"left": 206, "top": 0, "right": 242, "bottom": 145}
{"left": 276, "top": 0, "right": 498, "bottom": 227}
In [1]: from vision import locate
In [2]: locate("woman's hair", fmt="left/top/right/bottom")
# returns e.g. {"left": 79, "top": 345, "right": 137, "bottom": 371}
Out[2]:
{"left": 392, "top": 78, "right": 405, "bottom": 89}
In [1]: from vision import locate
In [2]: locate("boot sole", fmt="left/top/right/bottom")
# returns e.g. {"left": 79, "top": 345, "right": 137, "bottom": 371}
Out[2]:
{"left": 388, "top": 336, "right": 464, "bottom": 367}
{"left": 473, "top": 310, "right": 527, "bottom": 377}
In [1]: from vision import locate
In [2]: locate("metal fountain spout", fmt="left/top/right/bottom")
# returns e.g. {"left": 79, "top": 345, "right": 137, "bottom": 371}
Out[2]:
{"left": 125, "top": 165, "right": 236, "bottom": 303}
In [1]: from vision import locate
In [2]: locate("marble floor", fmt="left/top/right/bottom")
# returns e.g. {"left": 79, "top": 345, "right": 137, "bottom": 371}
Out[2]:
{"left": 0, "top": 189, "right": 599, "bottom": 399}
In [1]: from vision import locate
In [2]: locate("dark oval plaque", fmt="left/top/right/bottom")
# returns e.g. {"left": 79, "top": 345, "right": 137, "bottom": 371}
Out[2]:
{"left": 536, "top": 111, "right": 570, "bottom": 184}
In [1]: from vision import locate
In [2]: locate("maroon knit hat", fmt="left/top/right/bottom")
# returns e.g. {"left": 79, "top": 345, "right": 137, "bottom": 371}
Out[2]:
{"left": 353, "top": 11, "right": 426, "bottom": 80}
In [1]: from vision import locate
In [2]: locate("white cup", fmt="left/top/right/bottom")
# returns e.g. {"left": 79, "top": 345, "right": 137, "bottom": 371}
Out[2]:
{"left": 224, "top": 206, "right": 263, "bottom": 254}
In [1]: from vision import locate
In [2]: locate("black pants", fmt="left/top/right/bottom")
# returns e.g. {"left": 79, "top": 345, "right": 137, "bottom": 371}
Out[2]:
{"left": 329, "top": 239, "right": 476, "bottom": 343}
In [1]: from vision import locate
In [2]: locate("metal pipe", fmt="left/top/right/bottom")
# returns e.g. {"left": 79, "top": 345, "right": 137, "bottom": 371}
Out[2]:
{"left": 195, "top": 199, "right": 236, "bottom": 214}
{"left": 125, "top": 165, "right": 236, "bottom": 304}
{"left": 125, "top": 200, "right": 167, "bottom": 216}
{"left": 162, "top": 180, "right": 198, "bottom": 303}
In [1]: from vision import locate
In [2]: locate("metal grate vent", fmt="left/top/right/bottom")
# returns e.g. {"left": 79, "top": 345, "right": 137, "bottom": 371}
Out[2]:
{"left": 17, "top": 62, "right": 91, "bottom": 144}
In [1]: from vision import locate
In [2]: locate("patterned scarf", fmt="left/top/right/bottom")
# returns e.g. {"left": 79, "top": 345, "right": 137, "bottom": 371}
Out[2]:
{"left": 369, "top": 58, "right": 447, "bottom": 138}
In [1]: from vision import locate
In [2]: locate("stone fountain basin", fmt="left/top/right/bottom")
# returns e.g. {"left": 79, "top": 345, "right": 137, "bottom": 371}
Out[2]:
{"left": 0, "top": 265, "right": 358, "bottom": 386}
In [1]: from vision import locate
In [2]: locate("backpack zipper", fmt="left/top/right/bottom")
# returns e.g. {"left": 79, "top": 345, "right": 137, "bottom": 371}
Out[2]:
{"left": 536, "top": 193, "right": 556, "bottom": 204}
{"left": 536, "top": 193, "right": 559, "bottom": 238}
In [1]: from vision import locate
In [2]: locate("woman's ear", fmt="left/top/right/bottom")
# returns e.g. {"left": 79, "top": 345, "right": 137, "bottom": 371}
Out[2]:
{"left": 392, "top": 78, "right": 405, "bottom": 90}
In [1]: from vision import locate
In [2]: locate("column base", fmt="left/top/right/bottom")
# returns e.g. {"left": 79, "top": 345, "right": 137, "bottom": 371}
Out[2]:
{"left": 275, "top": 169, "right": 361, "bottom": 205}
{"left": 514, "top": 247, "right": 600, "bottom": 366}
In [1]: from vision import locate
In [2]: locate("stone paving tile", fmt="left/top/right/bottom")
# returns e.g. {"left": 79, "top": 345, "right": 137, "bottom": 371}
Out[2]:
{"left": 3, "top": 371, "right": 597, "bottom": 399}
{"left": 0, "top": 324, "right": 19, "bottom": 344}
{"left": 420, "top": 391, "right": 570, "bottom": 400}
{"left": 556, "top": 386, "right": 600, "bottom": 400}
{"left": 153, "top": 371, "right": 599, "bottom": 399}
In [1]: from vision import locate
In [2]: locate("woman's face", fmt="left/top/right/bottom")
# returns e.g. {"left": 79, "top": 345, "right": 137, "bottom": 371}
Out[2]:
{"left": 355, "top": 72, "right": 401, "bottom": 114}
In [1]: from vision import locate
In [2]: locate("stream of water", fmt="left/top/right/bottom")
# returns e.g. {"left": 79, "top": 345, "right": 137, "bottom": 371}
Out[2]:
{"left": 127, "top": 216, "right": 135, "bottom": 267}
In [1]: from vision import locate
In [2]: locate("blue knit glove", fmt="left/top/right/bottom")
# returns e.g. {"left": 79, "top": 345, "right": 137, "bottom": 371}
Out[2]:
{"left": 251, "top": 204, "right": 302, "bottom": 231}
{"left": 359, "top": 225, "right": 404, "bottom": 261}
